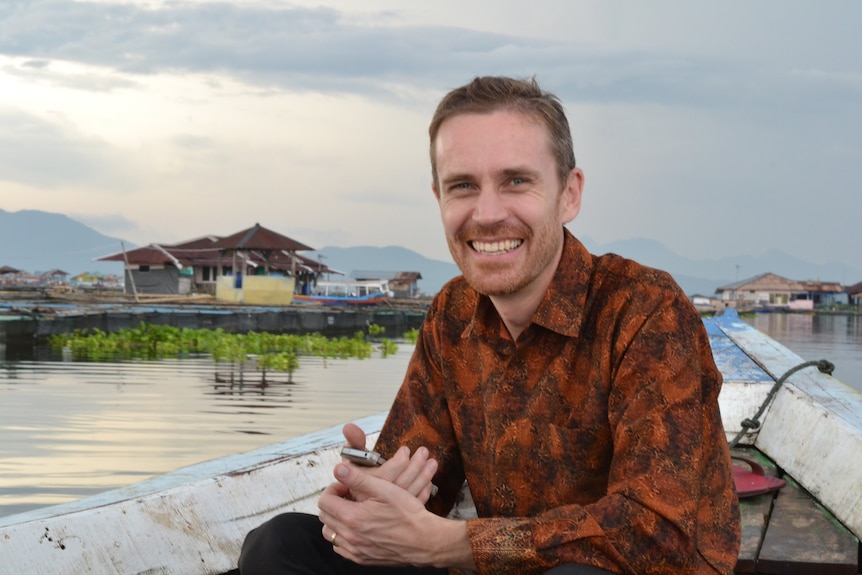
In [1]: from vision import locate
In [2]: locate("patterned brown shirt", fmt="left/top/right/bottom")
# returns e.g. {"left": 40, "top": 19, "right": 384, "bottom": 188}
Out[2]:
{"left": 376, "top": 230, "right": 740, "bottom": 575}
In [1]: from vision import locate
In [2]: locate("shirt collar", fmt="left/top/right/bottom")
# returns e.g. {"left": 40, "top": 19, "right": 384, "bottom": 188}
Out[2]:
{"left": 531, "top": 228, "right": 592, "bottom": 338}
{"left": 463, "top": 228, "right": 592, "bottom": 341}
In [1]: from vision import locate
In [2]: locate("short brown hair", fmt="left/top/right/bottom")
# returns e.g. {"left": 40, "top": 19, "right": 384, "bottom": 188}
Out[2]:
{"left": 429, "top": 76, "right": 576, "bottom": 187}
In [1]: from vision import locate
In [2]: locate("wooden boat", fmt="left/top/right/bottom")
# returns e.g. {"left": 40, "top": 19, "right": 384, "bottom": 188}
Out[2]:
{"left": 1, "top": 309, "right": 860, "bottom": 574}
{"left": 293, "top": 279, "right": 394, "bottom": 305}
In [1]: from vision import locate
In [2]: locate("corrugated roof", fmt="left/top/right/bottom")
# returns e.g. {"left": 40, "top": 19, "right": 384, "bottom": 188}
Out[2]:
{"left": 96, "top": 241, "right": 342, "bottom": 276}
{"left": 265, "top": 251, "right": 342, "bottom": 275}
{"left": 97, "top": 244, "right": 227, "bottom": 267}
{"left": 169, "top": 236, "right": 221, "bottom": 250}
{"left": 209, "top": 223, "right": 313, "bottom": 252}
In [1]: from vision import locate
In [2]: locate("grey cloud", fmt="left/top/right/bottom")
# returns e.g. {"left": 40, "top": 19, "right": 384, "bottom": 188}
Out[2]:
{"left": 3, "top": 59, "right": 139, "bottom": 92}
{"left": 2, "top": 0, "right": 859, "bottom": 116}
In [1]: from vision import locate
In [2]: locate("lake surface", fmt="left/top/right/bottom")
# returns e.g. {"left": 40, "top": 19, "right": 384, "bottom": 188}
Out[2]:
{"left": 0, "top": 345, "right": 411, "bottom": 517}
{"left": 1, "top": 312, "right": 860, "bottom": 518}
{"left": 742, "top": 313, "right": 862, "bottom": 393}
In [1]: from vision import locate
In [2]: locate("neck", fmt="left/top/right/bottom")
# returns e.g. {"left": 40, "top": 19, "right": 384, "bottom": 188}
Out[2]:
{"left": 490, "top": 290, "right": 544, "bottom": 341}
{"left": 489, "top": 248, "right": 562, "bottom": 341}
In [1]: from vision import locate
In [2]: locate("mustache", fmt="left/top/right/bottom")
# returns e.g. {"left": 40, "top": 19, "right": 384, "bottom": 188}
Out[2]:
{"left": 454, "top": 222, "right": 529, "bottom": 242}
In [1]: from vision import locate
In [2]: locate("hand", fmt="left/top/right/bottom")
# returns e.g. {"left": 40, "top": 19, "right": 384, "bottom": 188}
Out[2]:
{"left": 319, "top": 463, "right": 468, "bottom": 568}
{"left": 340, "top": 424, "right": 438, "bottom": 502}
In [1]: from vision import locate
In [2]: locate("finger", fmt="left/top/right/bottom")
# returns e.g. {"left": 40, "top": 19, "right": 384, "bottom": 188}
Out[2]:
{"left": 405, "top": 457, "right": 438, "bottom": 501}
{"left": 342, "top": 423, "right": 367, "bottom": 449}
{"left": 390, "top": 447, "right": 435, "bottom": 494}
{"left": 331, "top": 462, "right": 389, "bottom": 500}
{"left": 321, "top": 524, "right": 337, "bottom": 546}
{"left": 321, "top": 522, "right": 357, "bottom": 561}
{"left": 388, "top": 446, "right": 426, "bottom": 489}
{"left": 322, "top": 480, "right": 351, "bottom": 499}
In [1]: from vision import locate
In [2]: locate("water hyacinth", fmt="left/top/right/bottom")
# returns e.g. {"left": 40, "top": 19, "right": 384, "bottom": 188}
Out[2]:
{"left": 49, "top": 323, "right": 405, "bottom": 375}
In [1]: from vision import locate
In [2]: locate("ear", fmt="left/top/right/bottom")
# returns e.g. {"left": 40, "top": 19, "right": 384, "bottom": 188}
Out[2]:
{"left": 432, "top": 182, "right": 441, "bottom": 202}
{"left": 560, "top": 167, "right": 583, "bottom": 224}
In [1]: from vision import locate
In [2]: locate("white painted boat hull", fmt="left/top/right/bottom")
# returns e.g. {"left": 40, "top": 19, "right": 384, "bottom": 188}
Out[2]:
{"left": 1, "top": 310, "right": 860, "bottom": 574}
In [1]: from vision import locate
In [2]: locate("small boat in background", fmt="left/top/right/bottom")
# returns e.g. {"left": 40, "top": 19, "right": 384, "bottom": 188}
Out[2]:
{"left": 293, "top": 279, "right": 394, "bottom": 305}
{"left": 1, "top": 309, "right": 860, "bottom": 574}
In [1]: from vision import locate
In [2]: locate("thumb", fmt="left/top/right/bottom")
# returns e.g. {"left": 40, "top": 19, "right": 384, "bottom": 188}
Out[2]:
{"left": 342, "top": 423, "right": 367, "bottom": 449}
{"left": 334, "top": 462, "right": 378, "bottom": 495}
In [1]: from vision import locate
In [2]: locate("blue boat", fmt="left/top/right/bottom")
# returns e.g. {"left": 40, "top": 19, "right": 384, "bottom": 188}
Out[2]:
{"left": 293, "top": 279, "right": 394, "bottom": 305}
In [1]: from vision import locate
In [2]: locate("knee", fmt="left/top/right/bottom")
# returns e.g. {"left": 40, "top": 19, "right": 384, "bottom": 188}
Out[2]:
{"left": 238, "top": 513, "right": 321, "bottom": 575}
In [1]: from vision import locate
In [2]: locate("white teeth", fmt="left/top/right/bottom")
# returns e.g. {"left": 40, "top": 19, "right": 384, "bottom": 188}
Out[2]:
{"left": 471, "top": 239, "right": 523, "bottom": 254}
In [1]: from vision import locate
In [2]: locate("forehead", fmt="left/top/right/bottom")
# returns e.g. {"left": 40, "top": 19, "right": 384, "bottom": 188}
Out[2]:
{"left": 434, "top": 110, "right": 554, "bottom": 172}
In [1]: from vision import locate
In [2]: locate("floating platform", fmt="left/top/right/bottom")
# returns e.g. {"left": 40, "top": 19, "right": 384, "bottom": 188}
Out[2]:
{"left": 0, "top": 297, "right": 427, "bottom": 350}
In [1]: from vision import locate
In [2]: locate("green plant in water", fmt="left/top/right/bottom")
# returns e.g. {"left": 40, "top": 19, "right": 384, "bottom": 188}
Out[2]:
{"left": 367, "top": 323, "right": 385, "bottom": 336}
{"left": 379, "top": 338, "right": 399, "bottom": 358}
{"left": 48, "top": 323, "right": 391, "bottom": 375}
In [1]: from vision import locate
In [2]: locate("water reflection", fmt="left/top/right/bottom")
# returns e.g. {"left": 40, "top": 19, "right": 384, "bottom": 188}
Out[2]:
{"left": 744, "top": 313, "right": 862, "bottom": 393}
{"left": 0, "top": 346, "right": 411, "bottom": 516}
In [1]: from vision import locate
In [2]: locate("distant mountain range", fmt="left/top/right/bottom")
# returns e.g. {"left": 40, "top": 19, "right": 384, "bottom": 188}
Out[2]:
{"left": 0, "top": 209, "right": 132, "bottom": 277}
{"left": 2, "top": 208, "right": 860, "bottom": 296}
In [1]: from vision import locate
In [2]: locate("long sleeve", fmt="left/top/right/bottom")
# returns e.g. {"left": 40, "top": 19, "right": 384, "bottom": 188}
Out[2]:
{"left": 375, "top": 232, "right": 739, "bottom": 575}
{"left": 462, "top": 290, "right": 738, "bottom": 575}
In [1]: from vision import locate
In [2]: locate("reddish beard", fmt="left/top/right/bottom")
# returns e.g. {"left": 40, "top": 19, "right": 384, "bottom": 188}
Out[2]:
{"left": 446, "top": 218, "right": 565, "bottom": 298}
{"left": 447, "top": 222, "right": 532, "bottom": 296}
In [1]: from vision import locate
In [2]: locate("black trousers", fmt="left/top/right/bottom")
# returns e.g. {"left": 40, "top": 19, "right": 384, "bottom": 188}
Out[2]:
{"left": 238, "top": 512, "right": 614, "bottom": 575}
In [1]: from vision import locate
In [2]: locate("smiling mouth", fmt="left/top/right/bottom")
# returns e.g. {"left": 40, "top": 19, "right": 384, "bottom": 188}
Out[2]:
{"left": 469, "top": 239, "right": 523, "bottom": 255}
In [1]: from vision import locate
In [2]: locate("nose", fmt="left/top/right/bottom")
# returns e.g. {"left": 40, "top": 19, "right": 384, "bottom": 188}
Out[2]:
{"left": 472, "top": 186, "right": 507, "bottom": 225}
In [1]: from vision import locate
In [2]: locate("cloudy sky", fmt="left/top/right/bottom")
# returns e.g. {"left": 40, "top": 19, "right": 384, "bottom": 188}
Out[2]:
{"left": 1, "top": 0, "right": 859, "bottom": 270}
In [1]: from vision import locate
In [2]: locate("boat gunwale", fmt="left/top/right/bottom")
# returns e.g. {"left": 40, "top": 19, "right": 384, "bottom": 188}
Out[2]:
{"left": 710, "top": 310, "right": 862, "bottom": 539}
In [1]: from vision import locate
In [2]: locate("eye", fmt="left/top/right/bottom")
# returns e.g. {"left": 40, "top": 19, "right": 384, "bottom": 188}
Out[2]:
{"left": 446, "top": 182, "right": 473, "bottom": 195}
{"left": 511, "top": 177, "right": 525, "bottom": 185}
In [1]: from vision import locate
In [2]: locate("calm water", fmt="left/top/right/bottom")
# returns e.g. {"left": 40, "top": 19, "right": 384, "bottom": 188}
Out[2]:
{"left": 0, "top": 346, "right": 411, "bottom": 517}
{"left": 1, "top": 313, "right": 860, "bottom": 518}
{"left": 742, "top": 313, "right": 862, "bottom": 394}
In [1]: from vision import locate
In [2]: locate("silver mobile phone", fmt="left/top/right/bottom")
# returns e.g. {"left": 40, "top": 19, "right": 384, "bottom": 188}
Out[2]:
{"left": 341, "top": 447, "right": 387, "bottom": 466}
{"left": 339, "top": 446, "right": 438, "bottom": 496}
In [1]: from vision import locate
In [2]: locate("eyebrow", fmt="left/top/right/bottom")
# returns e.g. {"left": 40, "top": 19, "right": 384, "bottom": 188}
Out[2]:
{"left": 499, "top": 167, "right": 540, "bottom": 181}
{"left": 440, "top": 167, "right": 541, "bottom": 187}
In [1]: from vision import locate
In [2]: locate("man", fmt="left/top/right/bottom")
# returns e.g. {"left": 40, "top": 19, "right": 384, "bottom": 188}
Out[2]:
{"left": 239, "top": 76, "right": 740, "bottom": 575}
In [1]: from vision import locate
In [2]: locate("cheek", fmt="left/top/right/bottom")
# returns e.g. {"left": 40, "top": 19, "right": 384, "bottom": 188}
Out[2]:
{"left": 439, "top": 201, "right": 468, "bottom": 233}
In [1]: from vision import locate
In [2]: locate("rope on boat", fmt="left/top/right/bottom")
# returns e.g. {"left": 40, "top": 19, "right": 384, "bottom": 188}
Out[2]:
{"left": 728, "top": 358, "right": 835, "bottom": 448}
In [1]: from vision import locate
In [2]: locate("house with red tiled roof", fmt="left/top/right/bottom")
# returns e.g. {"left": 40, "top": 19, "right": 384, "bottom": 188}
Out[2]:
{"left": 96, "top": 224, "right": 336, "bottom": 297}
{"left": 715, "top": 273, "right": 849, "bottom": 311}
{"left": 0, "top": 268, "right": 39, "bottom": 287}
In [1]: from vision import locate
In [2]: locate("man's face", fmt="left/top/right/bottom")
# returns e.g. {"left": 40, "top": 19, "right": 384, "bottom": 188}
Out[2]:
{"left": 432, "top": 110, "right": 582, "bottom": 298}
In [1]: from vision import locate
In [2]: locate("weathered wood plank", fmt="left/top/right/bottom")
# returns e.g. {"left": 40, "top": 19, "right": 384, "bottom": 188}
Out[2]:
{"left": 757, "top": 477, "right": 858, "bottom": 575}
{"left": 736, "top": 496, "right": 774, "bottom": 573}
{"left": 732, "top": 449, "right": 781, "bottom": 574}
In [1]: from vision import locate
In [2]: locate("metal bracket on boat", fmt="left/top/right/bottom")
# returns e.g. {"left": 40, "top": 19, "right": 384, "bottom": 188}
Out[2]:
{"left": 729, "top": 359, "right": 835, "bottom": 448}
